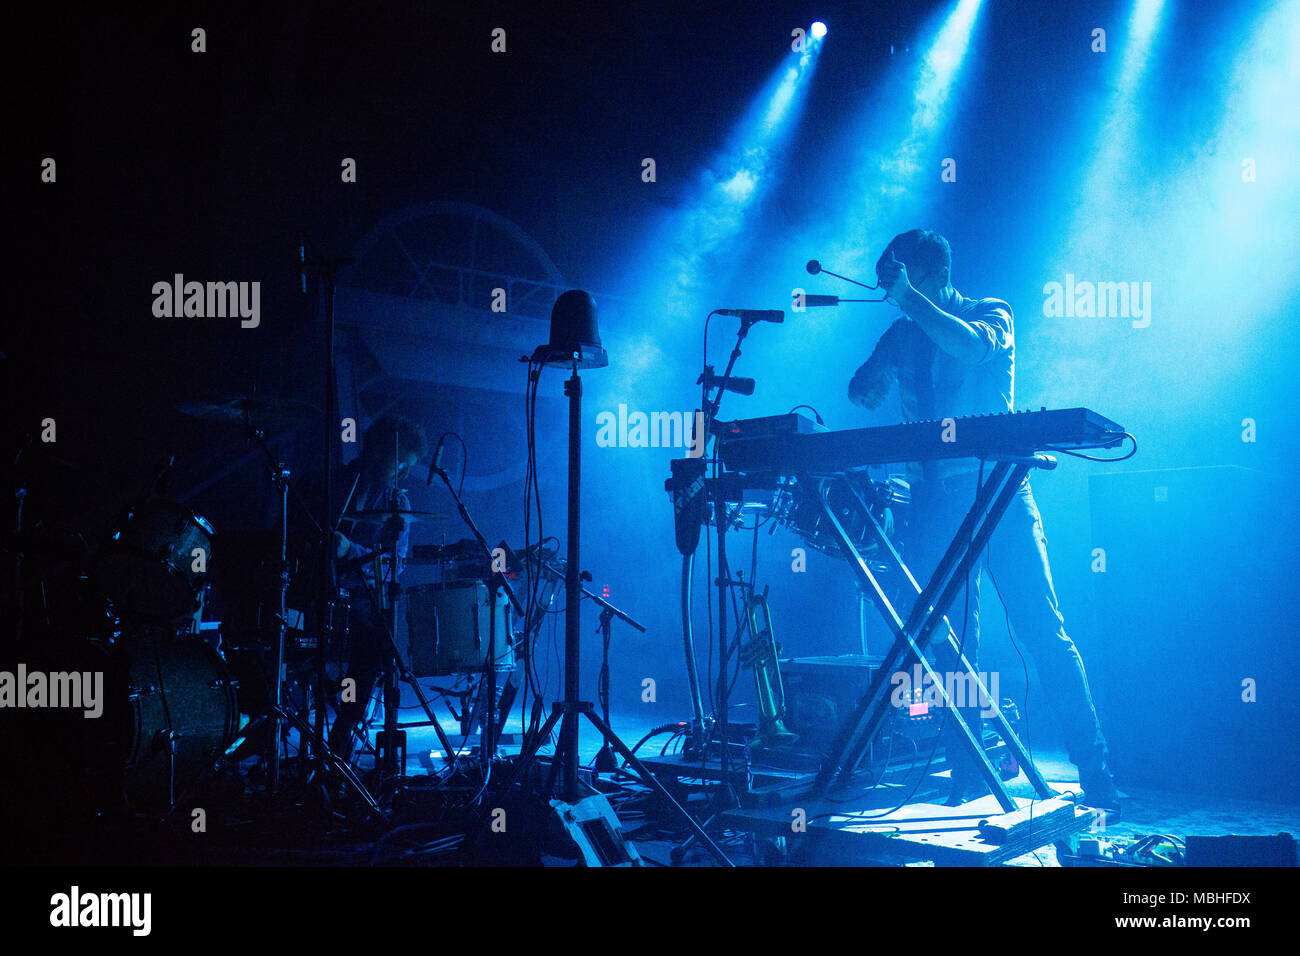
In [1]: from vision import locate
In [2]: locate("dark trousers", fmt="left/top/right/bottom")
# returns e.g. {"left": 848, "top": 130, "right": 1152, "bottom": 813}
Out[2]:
{"left": 904, "top": 472, "right": 1109, "bottom": 777}
{"left": 328, "top": 596, "right": 388, "bottom": 760}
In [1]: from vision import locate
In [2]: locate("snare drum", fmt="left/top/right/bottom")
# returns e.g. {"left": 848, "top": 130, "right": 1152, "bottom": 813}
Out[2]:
{"left": 95, "top": 499, "right": 215, "bottom": 621}
{"left": 405, "top": 581, "right": 513, "bottom": 677}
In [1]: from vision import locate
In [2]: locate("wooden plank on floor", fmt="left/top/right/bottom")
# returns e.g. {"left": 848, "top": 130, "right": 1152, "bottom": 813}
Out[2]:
{"left": 722, "top": 793, "right": 1098, "bottom": 865}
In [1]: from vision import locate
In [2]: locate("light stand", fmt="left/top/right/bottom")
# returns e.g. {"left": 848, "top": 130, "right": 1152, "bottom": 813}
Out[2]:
{"left": 502, "top": 290, "right": 731, "bottom": 865}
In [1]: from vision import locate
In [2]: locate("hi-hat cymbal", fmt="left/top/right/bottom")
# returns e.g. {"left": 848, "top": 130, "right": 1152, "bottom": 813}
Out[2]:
{"left": 176, "top": 394, "right": 320, "bottom": 429}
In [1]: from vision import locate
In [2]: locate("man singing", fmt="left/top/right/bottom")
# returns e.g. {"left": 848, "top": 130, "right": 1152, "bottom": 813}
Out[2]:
{"left": 848, "top": 229, "right": 1120, "bottom": 815}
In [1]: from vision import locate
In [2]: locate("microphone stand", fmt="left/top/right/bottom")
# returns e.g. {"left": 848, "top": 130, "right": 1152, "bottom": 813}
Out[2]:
{"left": 537, "top": 560, "right": 646, "bottom": 775}
{"left": 698, "top": 313, "right": 764, "bottom": 808}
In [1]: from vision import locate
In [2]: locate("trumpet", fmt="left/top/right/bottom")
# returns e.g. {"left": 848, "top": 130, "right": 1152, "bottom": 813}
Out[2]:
{"left": 739, "top": 585, "right": 798, "bottom": 749}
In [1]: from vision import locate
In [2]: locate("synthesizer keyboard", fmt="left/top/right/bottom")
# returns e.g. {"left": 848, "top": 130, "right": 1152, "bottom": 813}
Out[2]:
{"left": 718, "top": 407, "right": 1125, "bottom": 474}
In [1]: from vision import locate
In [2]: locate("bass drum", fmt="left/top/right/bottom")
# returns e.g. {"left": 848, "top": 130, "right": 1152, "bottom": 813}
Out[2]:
{"left": 122, "top": 636, "right": 238, "bottom": 811}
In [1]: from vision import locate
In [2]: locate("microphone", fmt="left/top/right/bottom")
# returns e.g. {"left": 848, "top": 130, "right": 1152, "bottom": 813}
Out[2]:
{"left": 427, "top": 437, "right": 446, "bottom": 486}
{"left": 799, "top": 294, "right": 841, "bottom": 307}
{"left": 698, "top": 369, "right": 755, "bottom": 396}
{"left": 802, "top": 257, "right": 884, "bottom": 294}
{"left": 715, "top": 309, "right": 784, "bottom": 323}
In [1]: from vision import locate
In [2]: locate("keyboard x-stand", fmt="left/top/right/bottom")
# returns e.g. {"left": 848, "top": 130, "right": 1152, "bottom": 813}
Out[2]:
{"left": 718, "top": 407, "right": 1128, "bottom": 810}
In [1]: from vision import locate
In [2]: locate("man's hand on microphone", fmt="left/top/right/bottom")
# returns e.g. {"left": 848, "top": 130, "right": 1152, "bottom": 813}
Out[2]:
{"left": 877, "top": 250, "right": 919, "bottom": 312}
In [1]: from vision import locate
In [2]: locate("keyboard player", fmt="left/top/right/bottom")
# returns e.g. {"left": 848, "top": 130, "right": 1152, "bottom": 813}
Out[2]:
{"left": 848, "top": 229, "right": 1120, "bottom": 814}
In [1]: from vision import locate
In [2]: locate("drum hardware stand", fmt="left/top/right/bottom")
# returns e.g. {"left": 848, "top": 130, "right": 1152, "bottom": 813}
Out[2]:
{"left": 298, "top": 240, "right": 354, "bottom": 778}
{"left": 428, "top": 453, "right": 525, "bottom": 771}
{"left": 344, "top": 559, "right": 457, "bottom": 787}
{"left": 331, "top": 539, "right": 463, "bottom": 783}
{"left": 292, "top": 243, "right": 422, "bottom": 806}
{"left": 262, "top": 240, "right": 380, "bottom": 809}
{"left": 241, "top": 419, "right": 294, "bottom": 790}
{"left": 364, "top": 460, "right": 462, "bottom": 784}
{"left": 374, "top": 492, "right": 404, "bottom": 782}
{"left": 269, "top": 701, "right": 386, "bottom": 822}
{"left": 142, "top": 634, "right": 181, "bottom": 812}
{"left": 807, "top": 456, "right": 1059, "bottom": 811}
{"left": 501, "top": 319, "right": 732, "bottom": 865}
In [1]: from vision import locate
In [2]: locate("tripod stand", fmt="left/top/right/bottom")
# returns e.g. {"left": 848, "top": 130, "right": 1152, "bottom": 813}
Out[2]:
{"left": 534, "top": 559, "right": 646, "bottom": 776}
{"left": 501, "top": 351, "right": 732, "bottom": 865}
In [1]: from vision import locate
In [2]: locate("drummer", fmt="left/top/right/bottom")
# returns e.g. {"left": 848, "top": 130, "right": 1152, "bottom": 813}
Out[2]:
{"left": 333, "top": 417, "right": 427, "bottom": 578}
{"left": 328, "top": 416, "right": 428, "bottom": 760}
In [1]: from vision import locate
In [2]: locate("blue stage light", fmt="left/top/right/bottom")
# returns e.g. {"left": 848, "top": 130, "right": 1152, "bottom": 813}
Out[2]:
{"left": 810, "top": 21, "right": 827, "bottom": 39}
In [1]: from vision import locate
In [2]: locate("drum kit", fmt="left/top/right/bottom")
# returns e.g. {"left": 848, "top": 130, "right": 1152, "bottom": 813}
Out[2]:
{"left": 9, "top": 493, "right": 241, "bottom": 814}
{"left": 5, "top": 394, "right": 528, "bottom": 819}
{"left": 770, "top": 471, "right": 911, "bottom": 569}
{"left": 715, "top": 471, "right": 911, "bottom": 569}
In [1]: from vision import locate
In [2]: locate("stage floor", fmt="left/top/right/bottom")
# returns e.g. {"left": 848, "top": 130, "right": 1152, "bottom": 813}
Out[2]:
{"left": 6, "top": 703, "right": 1298, "bottom": 867}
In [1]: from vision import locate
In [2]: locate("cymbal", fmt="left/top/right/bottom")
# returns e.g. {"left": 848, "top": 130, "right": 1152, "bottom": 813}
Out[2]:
{"left": 176, "top": 394, "right": 319, "bottom": 429}
{"left": 350, "top": 509, "right": 447, "bottom": 522}
{"left": 408, "top": 539, "right": 482, "bottom": 563}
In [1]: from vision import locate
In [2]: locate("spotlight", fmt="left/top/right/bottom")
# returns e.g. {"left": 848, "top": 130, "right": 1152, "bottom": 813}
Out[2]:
{"left": 535, "top": 290, "right": 607, "bottom": 369}
{"left": 810, "top": 21, "right": 827, "bottom": 39}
